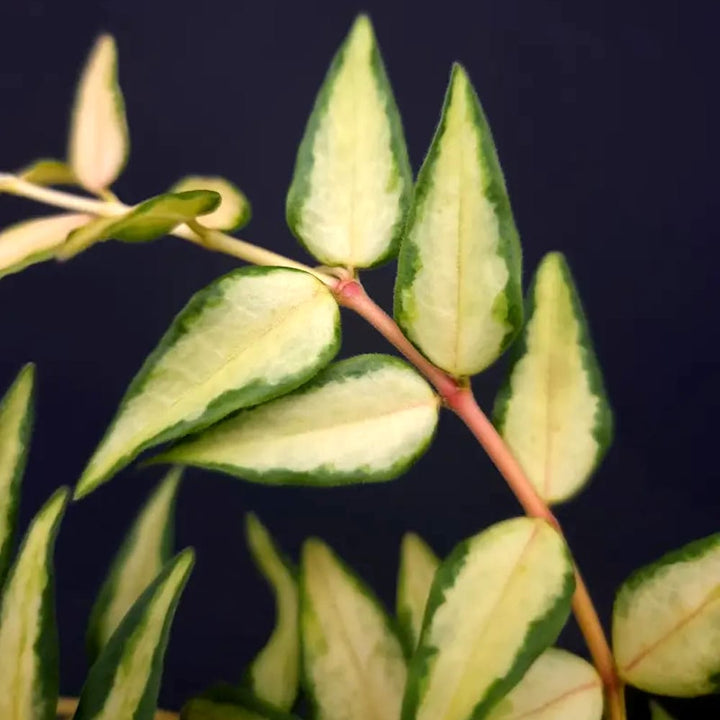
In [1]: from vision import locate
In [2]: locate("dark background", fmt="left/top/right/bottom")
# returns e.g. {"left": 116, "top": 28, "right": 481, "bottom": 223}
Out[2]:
{"left": 0, "top": 1, "right": 717, "bottom": 717}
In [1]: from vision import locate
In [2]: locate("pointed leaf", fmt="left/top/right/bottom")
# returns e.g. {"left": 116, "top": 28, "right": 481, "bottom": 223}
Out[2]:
{"left": 0, "top": 364, "right": 34, "bottom": 587}
{"left": 486, "top": 648, "right": 603, "bottom": 720}
{"left": 0, "top": 214, "right": 91, "bottom": 278}
{"left": 57, "top": 190, "right": 221, "bottom": 260}
{"left": 171, "top": 176, "right": 251, "bottom": 231}
{"left": 158, "top": 354, "right": 439, "bottom": 486}
{"left": 286, "top": 15, "right": 412, "bottom": 268}
{"left": 493, "top": 252, "right": 613, "bottom": 504}
{"left": 74, "top": 549, "right": 195, "bottom": 720}
{"left": 19, "top": 159, "right": 78, "bottom": 186}
{"left": 68, "top": 34, "right": 129, "bottom": 193}
{"left": 75, "top": 267, "right": 340, "bottom": 498}
{"left": 301, "top": 538, "right": 407, "bottom": 720}
{"left": 396, "top": 532, "right": 439, "bottom": 655}
{"left": 86, "top": 467, "right": 182, "bottom": 660}
{"left": 245, "top": 513, "right": 299, "bottom": 711}
{"left": 402, "top": 517, "right": 575, "bottom": 720}
{"left": 0, "top": 487, "right": 69, "bottom": 720}
{"left": 182, "top": 684, "right": 303, "bottom": 720}
{"left": 613, "top": 533, "right": 720, "bottom": 697}
{"left": 394, "top": 63, "right": 523, "bottom": 377}
{"left": 649, "top": 701, "right": 676, "bottom": 720}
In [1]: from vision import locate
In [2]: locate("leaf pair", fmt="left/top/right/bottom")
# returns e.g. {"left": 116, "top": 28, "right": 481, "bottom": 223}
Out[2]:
{"left": 0, "top": 367, "right": 194, "bottom": 720}
{"left": 302, "top": 519, "right": 579, "bottom": 720}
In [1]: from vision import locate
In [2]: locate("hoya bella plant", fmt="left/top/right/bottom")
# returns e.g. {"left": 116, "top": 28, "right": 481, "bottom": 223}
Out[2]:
{"left": 0, "top": 15, "right": 716, "bottom": 720}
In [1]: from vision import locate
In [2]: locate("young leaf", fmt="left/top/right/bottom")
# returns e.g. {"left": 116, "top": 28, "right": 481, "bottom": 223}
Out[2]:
{"left": 74, "top": 549, "right": 195, "bottom": 720}
{"left": 182, "top": 684, "right": 303, "bottom": 720}
{"left": 171, "top": 176, "right": 252, "bottom": 231}
{"left": 68, "top": 34, "right": 129, "bottom": 193}
{"left": 493, "top": 252, "right": 613, "bottom": 504}
{"left": 19, "top": 159, "right": 78, "bottom": 186}
{"left": 612, "top": 532, "right": 720, "bottom": 697}
{"left": 245, "top": 513, "right": 299, "bottom": 711}
{"left": 86, "top": 467, "right": 182, "bottom": 661}
{"left": 485, "top": 648, "right": 603, "bottom": 720}
{"left": 286, "top": 14, "right": 412, "bottom": 268}
{"left": 157, "top": 354, "right": 439, "bottom": 486}
{"left": 0, "top": 364, "right": 34, "bottom": 587}
{"left": 75, "top": 267, "right": 340, "bottom": 498}
{"left": 402, "top": 517, "right": 575, "bottom": 720}
{"left": 301, "top": 538, "right": 407, "bottom": 720}
{"left": 396, "top": 532, "right": 439, "bottom": 655}
{"left": 56, "top": 190, "right": 221, "bottom": 260}
{"left": 0, "top": 214, "right": 90, "bottom": 278}
{"left": 649, "top": 701, "right": 676, "bottom": 720}
{"left": 0, "top": 487, "right": 69, "bottom": 720}
{"left": 394, "top": 63, "right": 523, "bottom": 377}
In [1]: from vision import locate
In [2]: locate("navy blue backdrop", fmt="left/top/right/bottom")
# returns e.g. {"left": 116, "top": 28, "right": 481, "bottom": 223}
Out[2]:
{"left": 0, "top": 1, "right": 718, "bottom": 718}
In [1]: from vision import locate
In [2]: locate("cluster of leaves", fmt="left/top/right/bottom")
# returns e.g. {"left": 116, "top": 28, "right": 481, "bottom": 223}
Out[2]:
{"left": 0, "top": 367, "right": 193, "bottom": 720}
{"left": 0, "top": 12, "right": 718, "bottom": 720}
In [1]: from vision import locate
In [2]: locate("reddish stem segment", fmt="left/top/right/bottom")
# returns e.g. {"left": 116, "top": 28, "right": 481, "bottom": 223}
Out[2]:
{"left": 334, "top": 278, "right": 625, "bottom": 720}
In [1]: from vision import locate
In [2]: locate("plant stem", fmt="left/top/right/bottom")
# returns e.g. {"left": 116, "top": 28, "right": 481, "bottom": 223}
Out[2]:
{"left": 334, "top": 278, "right": 626, "bottom": 720}
{"left": 0, "top": 173, "right": 337, "bottom": 286}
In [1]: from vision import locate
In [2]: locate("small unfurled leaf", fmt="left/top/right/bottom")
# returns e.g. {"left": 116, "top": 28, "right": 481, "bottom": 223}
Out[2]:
{"left": 401, "top": 518, "right": 575, "bottom": 720}
{"left": 0, "top": 214, "right": 91, "bottom": 278}
{"left": 245, "top": 514, "right": 299, "bottom": 711}
{"left": 182, "top": 685, "right": 302, "bottom": 720}
{"left": 19, "top": 159, "right": 77, "bottom": 186}
{"left": 394, "top": 63, "right": 523, "bottom": 377}
{"left": 493, "top": 252, "right": 613, "bottom": 504}
{"left": 74, "top": 549, "right": 194, "bottom": 720}
{"left": 486, "top": 648, "right": 603, "bottom": 720}
{"left": 613, "top": 533, "right": 720, "bottom": 697}
{"left": 396, "top": 532, "right": 439, "bottom": 655}
{"left": 0, "top": 487, "right": 69, "bottom": 720}
{"left": 286, "top": 15, "right": 412, "bottom": 269}
{"left": 649, "top": 701, "right": 677, "bottom": 720}
{"left": 57, "top": 190, "right": 221, "bottom": 260}
{"left": 0, "top": 364, "right": 34, "bottom": 587}
{"left": 171, "top": 176, "right": 251, "bottom": 231}
{"left": 75, "top": 267, "right": 340, "bottom": 498}
{"left": 158, "top": 354, "right": 439, "bottom": 486}
{"left": 68, "top": 34, "right": 129, "bottom": 193}
{"left": 301, "top": 538, "right": 407, "bottom": 720}
{"left": 86, "top": 467, "right": 182, "bottom": 661}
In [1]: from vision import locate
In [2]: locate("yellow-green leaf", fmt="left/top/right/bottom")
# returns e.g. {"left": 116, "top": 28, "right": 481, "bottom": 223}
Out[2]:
{"left": 394, "top": 63, "right": 523, "bottom": 377}
{"left": 245, "top": 513, "right": 299, "bottom": 711}
{"left": 613, "top": 533, "right": 720, "bottom": 697}
{"left": 0, "top": 487, "right": 69, "bottom": 720}
{"left": 75, "top": 267, "right": 340, "bottom": 498}
{"left": 19, "top": 159, "right": 78, "bottom": 187}
{"left": 86, "top": 467, "right": 182, "bottom": 660}
{"left": 182, "top": 685, "right": 302, "bottom": 720}
{"left": 68, "top": 34, "right": 129, "bottom": 193}
{"left": 0, "top": 364, "right": 34, "bottom": 587}
{"left": 286, "top": 15, "right": 412, "bottom": 268}
{"left": 57, "top": 190, "right": 221, "bottom": 260}
{"left": 0, "top": 214, "right": 91, "bottom": 278}
{"left": 493, "top": 252, "right": 613, "bottom": 504}
{"left": 401, "top": 518, "right": 575, "bottom": 720}
{"left": 486, "top": 648, "right": 603, "bottom": 720}
{"left": 301, "top": 538, "right": 407, "bottom": 720}
{"left": 74, "top": 549, "right": 194, "bottom": 720}
{"left": 396, "top": 532, "right": 439, "bottom": 655}
{"left": 649, "top": 701, "right": 676, "bottom": 720}
{"left": 158, "top": 355, "right": 439, "bottom": 487}
{"left": 171, "top": 176, "right": 251, "bottom": 231}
